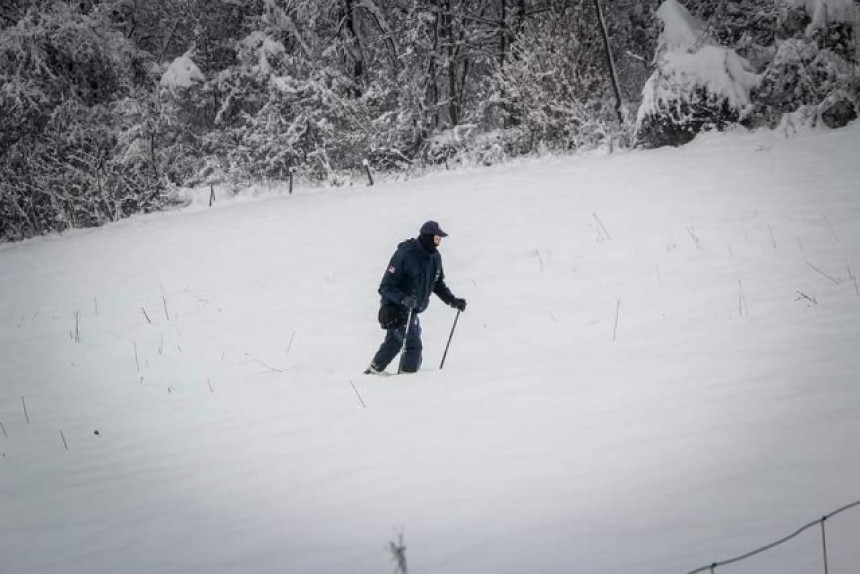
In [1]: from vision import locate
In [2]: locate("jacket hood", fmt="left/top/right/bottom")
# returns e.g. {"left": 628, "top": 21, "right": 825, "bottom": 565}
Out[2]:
{"left": 399, "top": 238, "right": 434, "bottom": 257}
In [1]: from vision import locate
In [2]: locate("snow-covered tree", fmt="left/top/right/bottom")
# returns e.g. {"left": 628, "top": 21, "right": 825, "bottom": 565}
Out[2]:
{"left": 752, "top": 0, "right": 859, "bottom": 129}
{"left": 492, "top": 2, "right": 623, "bottom": 153}
{"left": 169, "top": 1, "right": 378, "bottom": 185}
{"left": 635, "top": 0, "right": 763, "bottom": 148}
{"left": 0, "top": 3, "right": 166, "bottom": 240}
{"left": 2, "top": 0, "right": 858, "bottom": 241}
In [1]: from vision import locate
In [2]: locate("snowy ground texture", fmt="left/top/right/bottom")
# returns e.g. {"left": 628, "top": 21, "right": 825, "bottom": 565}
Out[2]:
{"left": 1, "top": 124, "right": 859, "bottom": 574}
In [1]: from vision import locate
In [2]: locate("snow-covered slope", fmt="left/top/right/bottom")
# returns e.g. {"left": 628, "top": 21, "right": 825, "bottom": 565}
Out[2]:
{"left": 1, "top": 124, "right": 859, "bottom": 574}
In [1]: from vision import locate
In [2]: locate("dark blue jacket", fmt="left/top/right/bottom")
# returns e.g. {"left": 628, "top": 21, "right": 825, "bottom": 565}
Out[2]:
{"left": 379, "top": 238, "right": 455, "bottom": 313}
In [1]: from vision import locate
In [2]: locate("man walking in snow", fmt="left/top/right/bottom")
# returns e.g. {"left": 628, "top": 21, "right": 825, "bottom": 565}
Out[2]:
{"left": 365, "top": 220, "right": 467, "bottom": 374}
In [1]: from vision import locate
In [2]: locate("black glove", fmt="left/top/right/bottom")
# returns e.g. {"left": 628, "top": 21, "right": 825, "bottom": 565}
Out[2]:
{"left": 402, "top": 295, "right": 418, "bottom": 310}
{"left": 450, "top": 297, "right": 467, "bottom": 312}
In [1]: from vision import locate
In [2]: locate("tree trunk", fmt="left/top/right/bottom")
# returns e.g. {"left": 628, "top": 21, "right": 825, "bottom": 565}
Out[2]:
{"left": 499, "top": 0, "right": 507, "bottom": 68}
{"left": 442, "top": 0, "right": 460, "bottom": 126}
{"left": 593, "top": 0, "right": 624, "bottom": 123}
{"left": 343, "top": 0, "right": 365, "bottom": 97}
{"left": 429, "top": 6, "right": 441, "bottom": 129}
{"left": 499, "top": 0, "right": 528, "bottom": 127}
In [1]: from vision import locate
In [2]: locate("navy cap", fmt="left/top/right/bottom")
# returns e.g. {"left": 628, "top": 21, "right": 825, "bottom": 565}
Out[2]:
{"left": 419, "top": 220, "right": 448, "bottom": 237}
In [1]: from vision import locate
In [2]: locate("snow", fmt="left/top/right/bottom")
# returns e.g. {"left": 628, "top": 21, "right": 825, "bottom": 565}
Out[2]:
{"left": 638, "top": 45, "right": 762, "bottom": 126}
{"left": 655, "top": 0, "right": 706, "bottom": 52}
{"left": 1, "top": 123, "right": 860, "bottom": 573}
{"left": 159, "top": 52, "right": 205, "bottom": 91}
{"left": 786, "top": 0, "right": 860, "bottom": 30}
{"left": 638, "top": 1, "right": 762, "bottom": 127}
{"left": 784, "top": 0, "right": 860, "bottom": 62}
{"left": 237, "top": 32, "right": 286, "bottom": 76}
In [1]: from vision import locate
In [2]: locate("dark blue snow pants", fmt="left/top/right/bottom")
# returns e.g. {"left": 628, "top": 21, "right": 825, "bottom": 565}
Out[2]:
{"left": 372, "top": 315, "right": 423, "bottom": 373}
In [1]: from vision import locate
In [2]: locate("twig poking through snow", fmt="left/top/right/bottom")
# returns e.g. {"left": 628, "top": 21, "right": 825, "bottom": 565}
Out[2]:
{"left": 388, "top": 531, "right": 408, "bottom": 574}
{"left": 243, "top": 353, "right": 284, "bottom": 373}
{"left": 0, "top": 420, "right": 8, "bottom": 439}
{"left": 141, "top": 307, "right": 153, "bottom": 324}
{"left": 848, "top": 266, "right": 859, "bottom": 297}
{"left": 805, "top": 261, "right": 842, "bottom": 285}
{"left": 795, "top": 291, "right": 818, "bottom": 306}
{"left": 72, "top": 310, "right": 80, "bottom": 343}
{"left": 613, "top": 299, "right": 621, "bottom": 342}
{"left": 60, "top": 430, "right": 68, "bottom": 451}
{"left": 208, "top": 378, "right": 214, "bottom": 394}
{"left": 286, "top": 332, "right": 296, "bottom": 356}
{"left": 738, "top": 280, "right": 749, "bottom": 317}
{"left": 162, "top": 294, "right": 170, "bottom": 321}
{"left": 687, "top": 226, "right": 702, "bottom": 249}
{"left": 349, "top": 380, "right": 367, "bottom": 409}
{"left": 593, "top": 213, "right": 612, "bottom": 241}
{"left": 21, "top": 396, "right": 30, "bottom": 424}
{"left": 133, "top": 342, "right": 140, "bottom": 373}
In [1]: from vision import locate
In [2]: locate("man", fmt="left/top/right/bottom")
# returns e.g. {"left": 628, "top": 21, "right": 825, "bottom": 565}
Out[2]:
{"left": 365, "top": 220, "right": 467, "bottom": 374}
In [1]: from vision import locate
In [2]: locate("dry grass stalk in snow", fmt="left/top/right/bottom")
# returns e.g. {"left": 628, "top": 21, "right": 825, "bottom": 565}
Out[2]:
{"left": 387, "top": 532, "right": 407, "bottom": 574}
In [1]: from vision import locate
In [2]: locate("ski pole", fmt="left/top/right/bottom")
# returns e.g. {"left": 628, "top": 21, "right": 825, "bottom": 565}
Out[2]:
{"left": 397, "top": 308, "right": 415, "bottom": 374}
{"left": 439, "top": 310, "right": 461, "bottom": 370}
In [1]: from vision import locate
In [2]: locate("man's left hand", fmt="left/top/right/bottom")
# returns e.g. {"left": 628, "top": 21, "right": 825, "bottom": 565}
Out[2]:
{"left": 451, "top": 298, "right": 467, "bottom": 312}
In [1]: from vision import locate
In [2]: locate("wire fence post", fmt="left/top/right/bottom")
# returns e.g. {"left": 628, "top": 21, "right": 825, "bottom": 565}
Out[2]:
{"left": 820, "top": 518, "right": 828, "bottom": 574}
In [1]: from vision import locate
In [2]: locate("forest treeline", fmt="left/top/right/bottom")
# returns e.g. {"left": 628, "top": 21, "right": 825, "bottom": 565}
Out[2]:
{"left": 0, "top": 0, "right": 857, "bottom": 241}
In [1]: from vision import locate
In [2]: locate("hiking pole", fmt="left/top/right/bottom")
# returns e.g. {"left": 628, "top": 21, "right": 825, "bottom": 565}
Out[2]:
{"left": 439, "top": 310, "right": 461, "bottom": 370}
{"left": 397, "top": 308, "right": 415, "bottom": 374}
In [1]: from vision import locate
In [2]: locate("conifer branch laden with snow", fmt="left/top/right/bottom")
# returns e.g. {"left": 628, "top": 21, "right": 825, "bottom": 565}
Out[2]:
{"left": 635, "top": 0, "right": 763, "bottom": 148}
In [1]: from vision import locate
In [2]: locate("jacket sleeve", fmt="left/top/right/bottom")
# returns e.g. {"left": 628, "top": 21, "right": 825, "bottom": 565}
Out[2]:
{"left": 433, "top": 261, "right": 456, "bottom": 305}
{"left": 378, "top": 249, "right": 409, "bottom": 305}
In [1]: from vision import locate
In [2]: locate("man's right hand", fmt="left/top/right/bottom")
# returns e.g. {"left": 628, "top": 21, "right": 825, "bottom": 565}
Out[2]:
{"left": 402, "top": 295, "right": 418, "bottom": 310}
